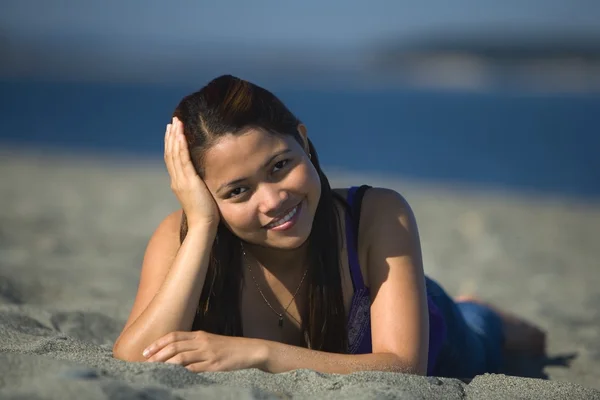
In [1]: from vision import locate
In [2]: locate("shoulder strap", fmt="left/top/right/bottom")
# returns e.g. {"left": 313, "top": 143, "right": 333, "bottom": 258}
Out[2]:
{"left": 345, "top": 185, "right": 372, "bottom": 290}
{"left": 350, "top": 185, "right": 371, "bottom": 246}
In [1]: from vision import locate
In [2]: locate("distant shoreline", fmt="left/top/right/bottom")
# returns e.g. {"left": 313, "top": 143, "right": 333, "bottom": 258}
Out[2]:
{"left": 3, "top": 32, "right": 600, "bottom": 92}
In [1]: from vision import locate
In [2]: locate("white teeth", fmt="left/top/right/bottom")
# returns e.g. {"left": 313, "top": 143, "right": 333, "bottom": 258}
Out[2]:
{"left": 268, "top": 205, "right": 298, "bottom": 228}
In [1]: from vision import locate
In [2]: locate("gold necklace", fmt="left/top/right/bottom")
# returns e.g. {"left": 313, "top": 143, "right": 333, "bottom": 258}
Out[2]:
{"left": 241, "top": 245, "right": 308, "bottom": 328}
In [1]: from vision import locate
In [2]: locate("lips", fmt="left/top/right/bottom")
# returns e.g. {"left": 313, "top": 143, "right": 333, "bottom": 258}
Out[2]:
{"left": 263, "top": 202, "right": 301, "bottom": 229}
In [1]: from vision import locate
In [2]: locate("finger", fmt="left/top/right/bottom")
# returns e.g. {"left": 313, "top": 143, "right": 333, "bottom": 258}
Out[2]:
{"left": 164, "top": 124, "right": 169, "bottom": 153}
{"left": 143, "top": 331, "right": 193, "bottom": 358}
{"left": 164, "top": 350, "right": 206, "bottom": 367}
{"left": 165, "top": 118, "right": 175, "bottom": 157}
{"left": 168, "top": 118, "right": 179, "bottom": 182}
{"left": 164, "top": 124, "right": 171, "bottom": 158}
{"left": 164, "top": 123, "right": 176, "bottom": 178}
{"left": 147, "top": 341, "right": 200, "bottom": 363}
{"left": 176, "top": 127, "right": 196, "bottom": 179}
{"left": 171, "top": 121, "right": 185, "bottom": 181}
{"left": 187, "top": 360, "right": 231, "bottom": 373}
{"left": 186, "top": 361, "right": 212, "bottom": 373}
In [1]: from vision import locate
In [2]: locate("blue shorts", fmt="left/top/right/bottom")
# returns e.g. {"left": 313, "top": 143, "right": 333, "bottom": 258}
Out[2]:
{"left": 426, "top": 277, "right": 505, "bottom": 379}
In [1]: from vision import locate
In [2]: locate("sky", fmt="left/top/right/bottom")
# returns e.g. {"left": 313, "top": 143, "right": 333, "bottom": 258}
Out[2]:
{"left": 3, "top": 0, "right": 600, "bottom": 48}
{"left": 2, "top": 0, "right": 600, "bottom": 84}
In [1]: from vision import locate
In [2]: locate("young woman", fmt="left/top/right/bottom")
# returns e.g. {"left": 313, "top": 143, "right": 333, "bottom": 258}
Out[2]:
{"left": 112, "top": 75, "right": 545, "bottom": 378}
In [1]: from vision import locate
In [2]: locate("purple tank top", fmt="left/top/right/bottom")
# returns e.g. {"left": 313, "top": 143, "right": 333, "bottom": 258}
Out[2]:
{"left": 344, "top": 186, "right": 446, "bottom": 376}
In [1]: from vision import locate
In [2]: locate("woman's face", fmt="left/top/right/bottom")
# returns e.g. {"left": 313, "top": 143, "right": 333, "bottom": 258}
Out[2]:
{"left": 202, "top": 127, "right": 321, "bottom": 249}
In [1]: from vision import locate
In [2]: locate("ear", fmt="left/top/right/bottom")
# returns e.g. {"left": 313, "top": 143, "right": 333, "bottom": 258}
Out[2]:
{"left": 297, "top": 124, "right": 310, "bottom": 154}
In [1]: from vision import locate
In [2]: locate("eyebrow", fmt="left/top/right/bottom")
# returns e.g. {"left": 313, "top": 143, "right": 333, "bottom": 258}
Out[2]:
{"left": 216, "top": 149, "right": 292, "bottom": 194}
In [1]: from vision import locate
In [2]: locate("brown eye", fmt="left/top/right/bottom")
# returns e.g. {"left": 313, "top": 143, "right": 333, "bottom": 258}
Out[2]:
{"left": 273, "top": 159, "right": 289, "bottom": 173}
{"left": 228, "top": 187, "right": 247, "bottom": 198}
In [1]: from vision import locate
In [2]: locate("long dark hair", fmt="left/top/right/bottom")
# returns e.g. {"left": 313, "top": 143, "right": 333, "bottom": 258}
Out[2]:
{"left": 173, "top": 75, "right": 348, "bottom": 353}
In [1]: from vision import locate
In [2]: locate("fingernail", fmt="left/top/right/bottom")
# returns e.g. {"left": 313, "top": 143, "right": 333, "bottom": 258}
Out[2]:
{"left": 142, "top": 349, "right": 150, "bottom": 357}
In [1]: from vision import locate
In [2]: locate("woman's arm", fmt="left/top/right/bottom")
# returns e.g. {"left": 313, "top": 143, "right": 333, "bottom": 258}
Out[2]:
{"left": 114, "top": 119, "right": 221, "bottom": 362}
{"left": 260, "top": 340, "right": 416, "bottom": 374}
{"left": 112, "top": 210, "right": 216, "bottom": 362}
{"left": 142, "top": 328, "right": 417, "bottom": 374}
{"left": 363, "top": 187, "right": 430, "bottom": 374}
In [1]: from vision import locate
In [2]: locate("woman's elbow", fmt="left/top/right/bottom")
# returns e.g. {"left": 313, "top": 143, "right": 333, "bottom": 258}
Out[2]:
{"left": 384, "top": 353, "right": 426, "bottom": 376}
{"left": 112, "top": 336, "right": 144, "bottom": 363}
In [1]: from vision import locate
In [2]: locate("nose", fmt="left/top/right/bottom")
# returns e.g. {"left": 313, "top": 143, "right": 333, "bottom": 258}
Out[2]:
{"left": 257, "top": 184, "right": 289, "bottom": 216}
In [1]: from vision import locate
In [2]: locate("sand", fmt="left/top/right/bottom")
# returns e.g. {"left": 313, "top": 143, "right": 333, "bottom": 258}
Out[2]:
{"left": 1, "top": 148, "right": 599, "bottom": 399}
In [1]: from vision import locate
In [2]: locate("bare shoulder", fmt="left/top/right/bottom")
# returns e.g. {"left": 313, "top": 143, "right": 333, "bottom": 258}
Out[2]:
{"left": 147, "top": 209, "right": 184, "bottom": 250}
{"left": 140, "top": 208, "right": 183, "bottom": 286}
{"left": 333, "top": 186, "right": 418, "bottom": 238}
{"left": 361, "top": 187, "right": 417, "bottom": 230}
{"left": 357, "top": 187, "right": 422, "bottom": 270}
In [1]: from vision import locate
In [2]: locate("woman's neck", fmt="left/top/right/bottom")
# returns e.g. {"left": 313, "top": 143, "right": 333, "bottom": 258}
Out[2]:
{"left": 241, "top": 240, "right": 309, "bottom": 276}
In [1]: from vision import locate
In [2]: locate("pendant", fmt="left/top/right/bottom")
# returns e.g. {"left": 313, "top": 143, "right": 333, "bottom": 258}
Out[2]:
{"left": 278, "top": 315, "right": 284, "bottom": 328}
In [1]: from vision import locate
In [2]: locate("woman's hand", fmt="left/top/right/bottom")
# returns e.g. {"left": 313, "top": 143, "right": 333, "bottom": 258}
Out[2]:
{"left": 143, "top": 331, "right": 267, "bottom": 372}
{"left": 165, "top": 117, "right": 219, "bottom": 230}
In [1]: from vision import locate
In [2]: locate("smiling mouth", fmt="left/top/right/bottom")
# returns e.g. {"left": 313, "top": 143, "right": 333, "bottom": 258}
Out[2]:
{"left": 263, "top": 203, "right": 301, "bottom": 229}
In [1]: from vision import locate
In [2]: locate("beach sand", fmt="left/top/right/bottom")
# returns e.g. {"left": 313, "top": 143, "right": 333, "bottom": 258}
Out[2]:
{"left": 1, "top": 148, "right": 599, "bottom": 399}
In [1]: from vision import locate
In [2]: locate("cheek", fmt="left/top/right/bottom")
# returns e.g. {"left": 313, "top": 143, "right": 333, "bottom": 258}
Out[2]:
{"left": 293, "top": 161, "right": 321, "bottom": 190}
{"left": 305, "top": 164, "right": 322, "bottom": 201}
{"left": 218, "top": 203, "right": 256, "bottom": 231}
{"left": 289, "top": 163, "right": 321, "bottom": 213}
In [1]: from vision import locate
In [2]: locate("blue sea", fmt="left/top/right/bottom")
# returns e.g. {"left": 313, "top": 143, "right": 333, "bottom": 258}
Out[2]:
{"left": 1, "top": 80, "right": 599, "bottom": 198}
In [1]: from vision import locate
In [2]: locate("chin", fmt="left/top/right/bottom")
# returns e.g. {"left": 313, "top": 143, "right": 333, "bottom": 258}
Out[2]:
{"left": 266, "top": 235, "right": 310, "bottom": 250}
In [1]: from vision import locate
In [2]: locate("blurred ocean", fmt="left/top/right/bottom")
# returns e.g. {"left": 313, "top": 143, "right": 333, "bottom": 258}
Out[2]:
{"left": 1, "top": 80, "right": 599, "bottom": 198}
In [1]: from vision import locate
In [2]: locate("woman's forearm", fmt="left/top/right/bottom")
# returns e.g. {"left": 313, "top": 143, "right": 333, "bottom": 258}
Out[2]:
{"left": 260, "top": 340, "right": 423, "bottom": 375}
{"left": 113, "top": 225, "right": 215, "bottom": 361}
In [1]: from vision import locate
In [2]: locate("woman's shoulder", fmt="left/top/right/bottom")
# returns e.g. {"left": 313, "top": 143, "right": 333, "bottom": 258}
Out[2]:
{"left": 333, "top": 186, "right": 415, "bottom": 220}
{"left": 156, "top": 209, "right": 184, "bottom": 236}
{"left": 145, "top": 209, "right": 184, "bottom": 252}
{"left": 334, "top": 186, "right": 418, "bottom": 246}
{"left": 333, "top": 186, "right": 420, "bottom": 288}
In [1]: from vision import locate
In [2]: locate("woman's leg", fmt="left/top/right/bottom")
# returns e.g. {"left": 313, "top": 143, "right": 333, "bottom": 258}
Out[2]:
{"left": 426, "top": 277, "right": 546, "bottom": 379}
{"left": 455, "top": 295, "right": 546, "bottom": 356}
{"left": 426, "top": 277, "right": 505, "bottom": 379}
